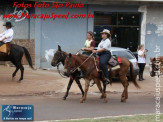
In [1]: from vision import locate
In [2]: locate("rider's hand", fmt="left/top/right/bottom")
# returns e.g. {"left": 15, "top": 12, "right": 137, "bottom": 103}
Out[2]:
{"left": 92, "top": 50, "right": 97, "bottom": 53}
{"left": 81, "top": 48, "right": 85, "bottom": 51}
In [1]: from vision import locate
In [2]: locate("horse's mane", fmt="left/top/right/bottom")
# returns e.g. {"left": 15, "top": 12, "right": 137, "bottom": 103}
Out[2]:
{"left": 151, "top": 56, "right": 163, "bottom": 64}
{"left": 75, "top": 54, "right": 90, "bottom": 59}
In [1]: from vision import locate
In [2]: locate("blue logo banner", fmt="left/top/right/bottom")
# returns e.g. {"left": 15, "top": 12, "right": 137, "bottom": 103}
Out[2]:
{"left": 2, "top": 105, "right": 33, "bottom": 121}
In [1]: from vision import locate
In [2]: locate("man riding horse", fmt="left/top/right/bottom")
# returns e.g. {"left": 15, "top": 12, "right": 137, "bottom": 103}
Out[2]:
{"left": 0, "top": 22, "right": 13, "bottom": 48}
{"left": 0, "top": 22, "right": 35, "bottom": 82}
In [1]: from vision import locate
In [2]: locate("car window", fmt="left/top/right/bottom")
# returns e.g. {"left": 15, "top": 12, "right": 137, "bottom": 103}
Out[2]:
{"left": 112, "top": 50, "right": 135, "bottom": 59}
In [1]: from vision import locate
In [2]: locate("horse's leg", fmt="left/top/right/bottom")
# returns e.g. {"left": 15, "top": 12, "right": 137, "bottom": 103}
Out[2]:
{"left": 75, "top": 78, "right": 84, "bottom": 97}
{"left": 94, "top": 78, "right": 108, "bottom": 103}
{"left": 100, "top": 81, "right": 106, "bottom": 99}
{"left": 11, "top": 61, "right": 19, "bottom": 80}
{"left": 63, "top": 78, "right": 73, "bottom": 100}
{"left": 18, "top": 62, "right": 24, "bottom": 82}
{"left": 80, "top": 79, "right": 90, "bottom": 103}
{"left": 119, "top": 73, "right": 129, "bottom": 102}
{"left": 125, "top": 81, "right": 129, "bottom": 99}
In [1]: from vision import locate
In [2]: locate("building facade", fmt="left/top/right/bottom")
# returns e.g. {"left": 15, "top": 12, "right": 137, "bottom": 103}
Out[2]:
{"left": 0, "top": 0, "right": 163, "bottom": 68}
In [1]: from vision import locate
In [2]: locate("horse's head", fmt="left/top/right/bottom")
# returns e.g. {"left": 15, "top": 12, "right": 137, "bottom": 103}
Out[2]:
{"left": 51, "top": 45, "right": 66, "bottom": 67}
{"left": 149, "top": 57, "right": 159, "bottom": 77}
{"left": 64, "top": 53, "right": 77, "bottom": 76}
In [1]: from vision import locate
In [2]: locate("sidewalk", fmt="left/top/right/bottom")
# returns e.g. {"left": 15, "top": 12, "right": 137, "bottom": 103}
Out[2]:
{"left": 0, "top": 65, "right": 162, "bottom": 96}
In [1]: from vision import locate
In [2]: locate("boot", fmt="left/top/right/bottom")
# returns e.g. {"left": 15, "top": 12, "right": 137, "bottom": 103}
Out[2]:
{"left": 104, "top": 78, "right": 110, "bottom": 85}
{"left": 141, "top": 73, "right": 145, "bottom": 80}
{"left": 78, "top": 70, "right": 84, "bottom": 78}
{"left": 139, "top": 74, "right": 143, "bottom": 81}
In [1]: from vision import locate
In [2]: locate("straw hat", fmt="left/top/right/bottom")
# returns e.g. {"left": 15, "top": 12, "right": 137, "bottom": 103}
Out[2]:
{"left": 100, "top": 29, "right": 111, "bottom": 35}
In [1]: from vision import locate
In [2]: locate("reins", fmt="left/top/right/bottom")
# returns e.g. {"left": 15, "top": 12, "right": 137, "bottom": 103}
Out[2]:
{"left": 71, "top": 53, "right": 94, "bottom": 73}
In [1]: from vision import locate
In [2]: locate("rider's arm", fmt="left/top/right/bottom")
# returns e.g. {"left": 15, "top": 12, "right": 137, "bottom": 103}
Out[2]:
{"left": 0, "top": 29, "right": 13, "bottom": 42}
{"left": 0, "top": 37, "right": 7, "bottom": 42}
{"left": 94, "top": 48, "right": 106, "bottom": 53}
{"left": 84, "top": 46, "right": 94, "bottom": 51}
{"left": 0, "top": 31, "right": 5, "bottom": 37}
{"left": 84, "top": 41, "right": 95, "bottom": 51}
{"left": 5, "top": 29, "right": 13, "bottom": 38}
{"left": 94, "top": 39, "right": 111, "bottom": 53}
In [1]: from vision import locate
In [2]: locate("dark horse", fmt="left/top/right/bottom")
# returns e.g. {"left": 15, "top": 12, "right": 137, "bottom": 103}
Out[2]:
{"left": 0, "top": 44, "right": 34, "bottom": 82}
{"left": 51, "top": 45, "right": 84, "bottom": 100}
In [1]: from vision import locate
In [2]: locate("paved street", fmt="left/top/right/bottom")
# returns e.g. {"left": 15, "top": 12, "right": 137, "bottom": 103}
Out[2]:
{"left": 0, "top": 92, "right": 162, "bottom": 121}
{"left": 0, "top": 65, "right": 162, "bottom": 121}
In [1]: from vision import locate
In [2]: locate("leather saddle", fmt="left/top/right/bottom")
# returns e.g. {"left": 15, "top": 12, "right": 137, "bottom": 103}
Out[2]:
{"left": 0, "top": 43, "right": 11, "bottom": 55}
{"left": 95, "top": 55, "right": 121, "bottom": 71}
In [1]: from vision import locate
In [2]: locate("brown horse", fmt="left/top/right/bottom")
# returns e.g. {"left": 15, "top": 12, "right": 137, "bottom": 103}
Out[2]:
{"left": 150, "top": 56, "right": 163, "bottom": 77}
{"left": 64, "top": 53, "right": 140, "bottom": 103}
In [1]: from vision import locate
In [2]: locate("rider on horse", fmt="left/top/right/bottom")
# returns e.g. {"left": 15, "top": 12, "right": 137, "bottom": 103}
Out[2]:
{"left": 81, "top": 31, "right": 95, "bottom": 55}
{"left": 92, "top": 29, "right": 112, "bottom": 85}
{"left": 0, "top": 21, "right": 14, "bottom": 47}
{"left": 79, "top": 31, "right": 95, "bottom": 78}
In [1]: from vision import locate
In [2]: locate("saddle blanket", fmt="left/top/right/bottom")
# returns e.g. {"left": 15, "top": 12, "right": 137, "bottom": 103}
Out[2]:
{"left": 0, "top": 44, "right": 7, "bottom": 53}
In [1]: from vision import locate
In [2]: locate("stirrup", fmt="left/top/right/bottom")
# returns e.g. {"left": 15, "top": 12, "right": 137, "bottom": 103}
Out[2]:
{"left": 90, "top": 81, "right": 96, "bottom": 87}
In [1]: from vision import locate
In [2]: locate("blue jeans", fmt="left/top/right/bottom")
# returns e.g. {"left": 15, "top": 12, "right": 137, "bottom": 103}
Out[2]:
{"left": 0, "top": 42, "right": 4, "bottom": 47}
{"left": 98, "top": 51, "right": 111, "bottom": 79}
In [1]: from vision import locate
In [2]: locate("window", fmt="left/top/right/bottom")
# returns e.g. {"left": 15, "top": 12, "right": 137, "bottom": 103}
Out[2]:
{"left": 94, "top": 12, "right": 141, "bottom": 52}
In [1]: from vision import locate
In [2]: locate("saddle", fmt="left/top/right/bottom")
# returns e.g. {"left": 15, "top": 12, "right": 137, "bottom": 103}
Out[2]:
{"left": 0, "top": 43, "right": 11, "bottom": 55}
{"left": 95, "top": 55, "right": 121, "bottom": 71}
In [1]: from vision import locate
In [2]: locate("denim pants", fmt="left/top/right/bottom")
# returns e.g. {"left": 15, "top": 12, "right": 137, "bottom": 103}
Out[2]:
{"left": 138, "top": 63, "right": 146, "bottom": 75}
{"left": 98, "top": 51, "right": 111, "bottom": 79}
{"left": 0, "top": 42, "right": 4, "bottom": 47}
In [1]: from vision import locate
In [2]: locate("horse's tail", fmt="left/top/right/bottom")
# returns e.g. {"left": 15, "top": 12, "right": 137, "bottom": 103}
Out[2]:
{"left": 22, "top": 47, "right": 35, "bottom": 70}
{"left": 129, "top": 61, "right": 140, "bottom": 89}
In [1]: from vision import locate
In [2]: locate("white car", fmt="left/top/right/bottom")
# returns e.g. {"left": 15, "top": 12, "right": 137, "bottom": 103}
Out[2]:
{"left": 95, "top": 47, "right": 139, "bottom": 80}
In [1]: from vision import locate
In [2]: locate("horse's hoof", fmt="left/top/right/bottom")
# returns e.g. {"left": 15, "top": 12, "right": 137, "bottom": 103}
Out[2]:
{"left": 121, "top": 98, "right": 126, "bottom": 102}
{"left": 18, "top": 79, "right": 22, "bottom": 83}
{"left": 80, "top": 99, "right": 85, "bottom": 103}
{"left": 104, "top": 100, "right": 108, "bottom": 103}
{"left": 62, "top": 97, "right": 66, "bottom": 100}
{"left": 12, "top": 77, "right": 15, "bottom": 81}
{"left": 100, "top": 95, "right": 104, "bottom": 99}
{"left": 104, "top": 98, "right": 108, "bottom": 103}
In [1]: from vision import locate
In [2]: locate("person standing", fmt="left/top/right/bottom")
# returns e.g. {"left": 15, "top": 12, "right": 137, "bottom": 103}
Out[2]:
{"left": 137, "top": 44, "right": 146, "bottom": 81}
{"left": 92, "top": 29, "right": 112, "bottom": 85}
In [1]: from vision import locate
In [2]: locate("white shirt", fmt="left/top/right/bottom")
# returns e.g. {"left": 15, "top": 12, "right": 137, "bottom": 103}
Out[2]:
{"left": 97, "top": 38, "right": 111, "bottom": 51}
{"left": 0, "top": 28, "right": 14, "bottom": 43}
{"left": 138, "top": 50, "right": 146, "bottom": 63}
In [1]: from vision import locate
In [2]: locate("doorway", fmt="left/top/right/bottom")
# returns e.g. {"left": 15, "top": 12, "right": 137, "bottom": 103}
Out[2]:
{"left": 94, "top": 12, "right": 141, "bottom": 52}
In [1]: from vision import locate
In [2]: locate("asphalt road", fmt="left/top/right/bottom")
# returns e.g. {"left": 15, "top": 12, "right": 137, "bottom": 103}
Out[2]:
{"left": 0, "top": 92, "right": 162, "bottom": 121}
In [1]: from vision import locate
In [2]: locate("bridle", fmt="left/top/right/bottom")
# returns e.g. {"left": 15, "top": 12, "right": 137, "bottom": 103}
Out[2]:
{"left": 149, "top": 61, "right": 163, "bottom": 76}
{"left": 70, "top": 53, "right": 94, "bottom": 74}
{"left": 65, "top": 53, "right": 96, "bottom": 78}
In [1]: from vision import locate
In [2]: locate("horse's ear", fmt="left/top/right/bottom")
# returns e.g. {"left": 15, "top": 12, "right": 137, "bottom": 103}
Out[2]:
{"left": 69, "top": 53, "right": 72, "bottom": 58}
{"left": 150, "top": 57, "right": 153, "bottom": 62}
{"left": 58, "top": 45, "right": 62, "bottom": 51}
{"left": 153, "top": 57, "right": 156, "bottom": 61}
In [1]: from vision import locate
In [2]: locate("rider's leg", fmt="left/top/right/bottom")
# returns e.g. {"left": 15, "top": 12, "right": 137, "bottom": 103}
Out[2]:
{"left": 99, "top": 52, "right": 111, "bottom": 85}
{"left": 0, "top": 42, "right": 4, "bottom": 47}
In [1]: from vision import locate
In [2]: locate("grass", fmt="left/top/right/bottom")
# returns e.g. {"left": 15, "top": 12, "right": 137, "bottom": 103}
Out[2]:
{"left": 51, "top": 114, "right": 163, "bottom": 122}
